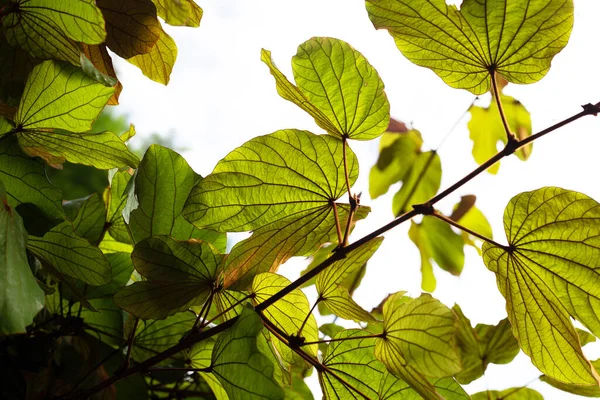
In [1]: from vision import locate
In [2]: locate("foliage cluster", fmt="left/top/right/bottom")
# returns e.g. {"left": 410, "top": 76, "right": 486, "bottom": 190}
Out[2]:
{"left": 1, "top": 0, "right": 600, "bottom": 399}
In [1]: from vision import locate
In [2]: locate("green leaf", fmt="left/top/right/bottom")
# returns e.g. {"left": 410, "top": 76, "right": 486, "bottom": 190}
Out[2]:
{"left": 114, "top": 236, "right": 223, "bottom": 319}
{"left": 392, "top": 151, "right": 441, "bottom": 216}
{"left": 408, "top": 216, "right": 465, "bottom": 292}
{"left": 80, "top": 44, "right": 122, "bottom": 105}
{"left": 0, "top": 135, "right": 64, "bottom": 221}
{"left": 366, "top": 0, "right": 574, "bottom": 94}
{"left": 577, "top": 328, "right": 597, "bottom": 347}
{"left": 27, "top": 221, "right": 111, "bottom": 285}
{"left": 152, "top": 0, "right": 203, "bottom": 27}
{"left": 188, "top": 338, "right": 229, "bottom": 400}
{"left": 471, "top": 388, "right": 543, "bottom": 400}
{"left": 104, "top": 170, "right": 134, "bottom": 244}
{"left": 376, "top": 292, "right": 461, "bottom": 379}
{"left": 251, "top": 273, "right": 319, "bottom": 367}
{"left": 211, "top": 306, "right": 285, "bottom": 400}
{"left": 379, "top": 372, "right": 468, "bottom": 400}
{"left": 469, "top": 94, "right": 532, "bottom": 174}
{"left": 129, "top": 145, "right": 224, "bottom": 249}
{"left": 127, "top": 24, "right": 177, "bottom": 85}
{"left": 0, "top": 32, "right": 39, "bottom": 106}
{"left": 66, "top": 193, "right": 106, "bottom": 244}
{"left": 541, "top": 359, "right": 600, "bottom": 397}
{"left": 2, "top": 0, "right": 106, "bottom": 64}
{"left": 369, "top": 129, "right": 422, "bottom": 199}
{"left": 0, "top": 185, "right": 45, "bottom": 334}
{"left": 453, "top": 304, "right": 519, "bottom": 384}
{"left": 80, "top": 298, "right": 123, "bottom": 348}
{"left": 483, "top": 187, "right": 600, "bottom": 385}
{"left": 131, "top": 312, "right": 195, "bottom": 362}
{"left": 262, "top": 37, "right": 389, "bottom": 140}
{"left": 97, "top": 0, "right": 161, "bottom": 59}
{"left": 316, "top": 237, "right": 382, "bottom": 322}
{"left": 452, "top": 197, "right": 493, "bottom": 254}
{"left": 86, "top": 252, "right": 134, "bottom": 299}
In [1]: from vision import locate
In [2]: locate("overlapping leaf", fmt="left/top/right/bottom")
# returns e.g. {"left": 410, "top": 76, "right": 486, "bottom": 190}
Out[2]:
{"left": 2, "top": 0, "right": 106, "bottom": 64}
{"left": 471, "top": 388, "right": 543, "bottom": 400}
{"left": 0, "top": 182, "right": 45, "bottom": 334}
{"left": 129, "top": 144, "right": 225, "bottom": 249}
{"left": 184, "top": 129, "right": 362, "bottom": 289}
{"left": 128, "top": 24, "right": 177, "bottom": 85}
{"left": 392, "top": 151, "right": 441, "bottom": 216}
{"left": 152, "top": 0, "right": 203, "bottom": 27}
{"left": 12, "top": 60, "right": 138, "bottom": 169}
{"left": 483, "top": 187, "right": 600, "bottom": 385}
{"left": 81, "top": 44, "right": 122, "bottom": 105}
{"left": 131, "top": 312, "right": 195, "bottom": 362}
{"left": 251, "top": 273, "right": 319, "bottom": 367}
{"left": 453, "top": 304, "right": 519, "bottom": 384}
{"left": 114, "top": 236, "right": 223, "bottom": 319}
{"left": 187, "top": 338, "right": 229, "bottom": 400}
{"left": 541, "top": 359, "right": 600, "bottom": 397}
{"left": 366, "top": 0, "right": 574, "bottom": 94}
{"left": 65, "top": 193, "right": 106, "bottom": 244}
{"left": 28, "top": 222, "right": 111, "bottom": 285}
{"left": 0, "top": 32, "right": 38, "bottom": 106}
{"left": 211, "top": 306, "right": 285, "bottom": 400}
{"left": 315, "top": 237, "right": 382, "bottom": 322}
{"left": 80, "top": 298, "right": 124, "bottom": 347}
{"left": 262, "top": 37, "right": 389, "bottom": 140}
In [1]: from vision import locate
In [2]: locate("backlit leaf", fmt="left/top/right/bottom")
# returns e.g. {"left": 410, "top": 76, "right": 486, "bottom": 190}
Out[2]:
{"left": 187, "top": 338, "right": 229, "bottom": 400}
{"left": 469, "top": 94, "right": 532, "bottom": 174}
{"left": 27, "top": 222, "right": 111, "bottom": 285}
{"left": 129, "top": 145, "right": 225, "bottom": 249}
{"left": 366, "top": 0, "right": 574, "bottom": 94}
{"left": 86, "top": 252, "right": 134, "bottom": 299}
{"left": 541, "top": 359, "right": 600, "bottom": 397}
{"left": 80, "top": 298, "right": 123, "bottom": 348}
{"left": 65, "top": 193, "right": 106, "bottom": 244}
{"left": 2, "top": 0, "right": 106, "bottom": 64}
{"left": 152, "top": 0, "right": 203, "bottom": 27}
{"left": 379, "top": 371, "right": 468, "bottom": 400}
{"left": 0, "top": 184, "right": 45, "bottom": 334}
{"left": 577, "top": 329, "right": 597, "bottom": 347}
{"left": 376, "top": 292, "right": 461, "bottom": 379}
{"left": 131, "top": 312, "right": 195, "bottom": 362}
{"left": 471, "top": 388, "right": 543, "bottom": 400}
{"left": 263, "top": 37, "right": 389, "bottom": 140}
{"left": 211, "top": 306, "right": 285, "bottom": 400}
{"left": 392, "top": 150, "right": 441, "bottom": 216}
{"left": 483, "top": 187, "right": 600, "bottom": 385}
{"left": 453, "top": 304, "right": 519, "bottom": 384}
{"left": 97, "top": 0, "right": 161, "bottom": 59}
{"left": 114, "top": 236, "right": 223, "bottom": 319}
{"left": 80, "top": 44, "right": 122, "bottom": 105}
{"left": 127, "top": 24, "right": 177, "bottom": 85}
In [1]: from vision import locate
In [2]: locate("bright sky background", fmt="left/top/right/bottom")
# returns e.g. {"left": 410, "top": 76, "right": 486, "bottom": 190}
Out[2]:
{"left": 113, "top": 1, "right": 600, "bottom": 398}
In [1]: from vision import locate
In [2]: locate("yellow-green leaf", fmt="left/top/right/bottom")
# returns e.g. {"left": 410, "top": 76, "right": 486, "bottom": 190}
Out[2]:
{"left": 152, "top": 0, "right": 203, "bottom": 27}
{"left": 127, "top": 24, "right": 177, "bottom": 85}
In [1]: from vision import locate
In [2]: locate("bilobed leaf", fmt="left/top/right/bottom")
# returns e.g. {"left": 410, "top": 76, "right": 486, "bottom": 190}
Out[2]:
{"left": 471, "top": 388, "right": 543, "bottom": 400}
{"left": 97, "top": 0, "right": 161, "bottom": 59}
{"left": 211, "top": 306, "right": 285, "bottom": 400}
{"left": 81, "top": 44, "right": 122, "bottom": 105}
{"left": 369, "top": 129, "right": 422, "bottom": 199}
{"left": 469, "top": 94, "right": 532, "bottom": 174}
{"left": 263, "top": 37, "right": 390, "bottom": 140}
{"left": 80, "top": 298, "right": 123, "bottom": 347}
{"left": 376, "top": 292, "right": 461, "bottom": 379}
{"left": 187, "top": 339, "right": 229, "bottom": 400}
{"left": 66, "top": 193, "right": 106, "bottom": 244}
{"left": 392, "top": 151, "right": 441, "bottom": 216}
{"left": 408, "top": 216, "right": 464, "bottom": 292}
{"left": 2, "top": 0, "right": 106, "bottom": 64}
{"left": 129, "top": 145, "right": 224, "bottom": 249}
{"left": 366, "top": 0, "right": 574, "bottom": 94}
{"left": 114, "top": 236, "right": 223, "bottom": 319}
{"left": 251, "top": 273, "right": 318, "bottom": 367}
{"left": 483, "top": 187, "right": 600, "bottom": 385}
{"left": 316, "top": 237, "right": 382, "bottom": 322}
{"left": 0, "top": 135, "right": 64, "bottom": 221}
{"left": 541, "top": 359, "right": 600, "bottom": 397}
{"left": 131, "top": 312, "right": 195, "bottom": 362}
{"left": 0, "top": 184, "right": 45, "bottom": 334}
{"left": 152, "top": 0, "right": 203, "bottom": 27}
{"left": 453, "top": 304, "right": 519, "bottom": 384}
{"left": 127, "top": 24, "right": 177, "bottom": 85}
{"left": 379, "top": 372, "right": 468, "bottom": 400}
{"left": 86, "top": 252, "right": 134, "bottom": 299}
{"left": 27, "top": 222, "right": 111, "bottom": 285}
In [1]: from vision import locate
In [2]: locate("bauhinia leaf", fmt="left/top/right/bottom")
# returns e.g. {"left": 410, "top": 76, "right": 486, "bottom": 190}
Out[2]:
{"left": 375, "top": 292, "right": 461, "bottom": 379}
{"left": 184, "top": 129, "right": 363, "bottom": 289}
{"left": 27, "top": 222, "right": 111, "bottom": 285}
{"left": 483, "top": 187, "right": 600, "bottom": 385}
{"left": 211, "top": 306, "right": 285, "bottom": 400}
{"left": 2, "top": 0, "right": 106, "bottom": 64}
{"left": 80, "top": 298, "right": 123, "bottom": 348}
{"left": 129, "top": 144, "right": 225, "bottom": 249}
{"left": 392, "top": 151, "right": 441, "bottom": 216}
{"left": 152, "top": 0, "right": 203, "bottom": 27}
{"left": 453, "top": 304, "right": 519, "bottom": 384}
{"left": 65, "top": 193, "right": 106, "bottom": 245}
{"left": 251, "top": 273, "right": 319, "bottom": 367}
{"left": 131, "top": 312, "right": 195, "bottom": 362}
{"left": 366, "top": 0, "right": 574, "bottom": 94}
{"left": 540, "top": 359, "right": 600, "bottom": 397}
{"left": 469, "top": 93, "right": 532, "bottom": 174}
{"left": 187, "top": 338, "right": 229, "bottom": 400}
{"left": 315, "top": 237, "right": 382, "bottom": 322}
{"left": 262, "top": 37, "right": 390, "bottom": 140}
{"left": 114, "top": 236, "right": 223, "bottom": 319}
{"left": 81, "top": 44, "right": 122, "bottom": 105}
{"left": 97, "top": 0, "right": 161, "bottom": 59}
{"left": 0, "top": 182, "right": 45, "bottom": 334}
{"left": 127, "top": 24, "right": 177, "bottom": 85}
{"left": 471, "top": 388, "right": 543, "bottom": 400}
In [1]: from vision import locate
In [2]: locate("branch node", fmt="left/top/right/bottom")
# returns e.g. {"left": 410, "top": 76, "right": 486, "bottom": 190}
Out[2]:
{"left": 412, "top": 202, "right": 434, "bottom": 216}
{"left": 288, "top": 334, "right": 306, "bottom": 349}
{"left": 582, "top": 103, "right": 599, "bottom": 116}
{"left": 502, "top": 135, "right": 519, "bottom": 156}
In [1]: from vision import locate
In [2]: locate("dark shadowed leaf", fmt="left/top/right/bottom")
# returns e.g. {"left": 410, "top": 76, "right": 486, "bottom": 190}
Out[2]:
{"left": 127, "top": 24, "right": 177, "bottom": 85}
{"left": 80, "top": 298, "right": 124, "bottom": 348}
{"left": 483, "top": 187, "right": 600, "bottom": 385}
{"left": 131, "top": 312, "right": 195, "bottom": 362}
{"left": 64, "top": 193, "right": 106, "bottom": 245}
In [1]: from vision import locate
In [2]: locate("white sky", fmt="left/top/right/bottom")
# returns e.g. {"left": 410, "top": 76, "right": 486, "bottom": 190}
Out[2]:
{"left": 114, "top": 1, "right": 600, "bottom": 398}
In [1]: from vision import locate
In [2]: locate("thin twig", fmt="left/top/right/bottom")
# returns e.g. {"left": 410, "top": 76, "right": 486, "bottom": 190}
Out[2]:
{"left": 119, "top": 317, "right": 139, "bottom": 373}
{"left": 332, "top": 201, "right": 343, "bottom": 245}
{"left": 491, "top": 70, "right": 515, "bottom": 141}
{"left": 341, "top": 137, "right": 355, "bottom": 246}
{"left": 297, "top": 296, "right": 321, "bottom": 337}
